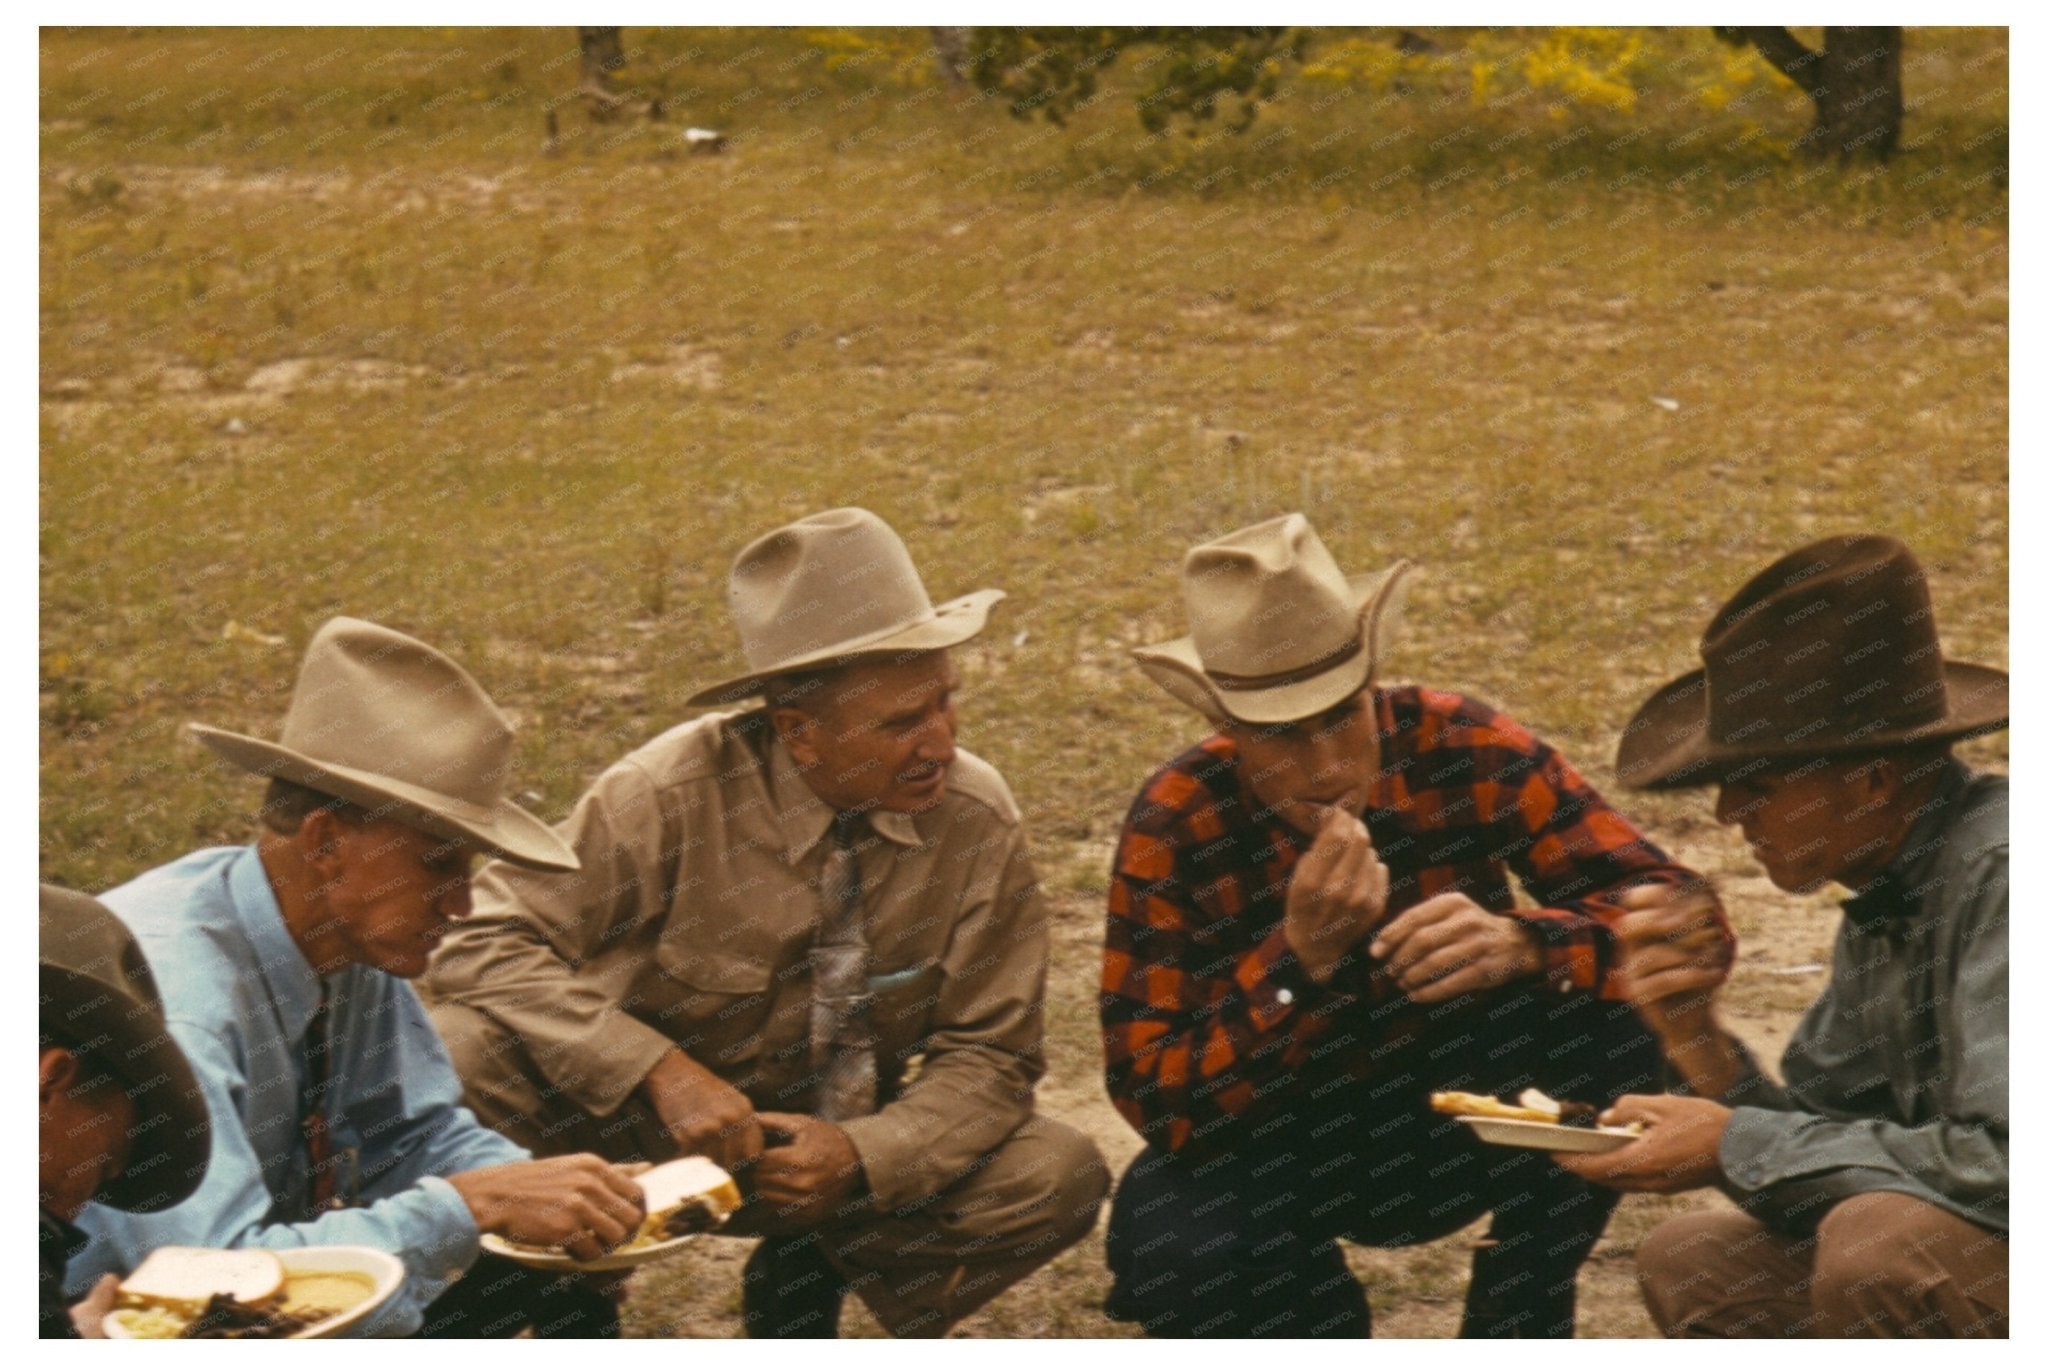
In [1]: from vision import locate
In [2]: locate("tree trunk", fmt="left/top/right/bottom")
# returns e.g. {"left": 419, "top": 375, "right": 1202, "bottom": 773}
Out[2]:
{"left": 577, "top": 26, "right": 627, "bottom": 118}
{"left": 1726, "top": 25, "right": 1903, "bottom": 160}
{"left": 930, "top": 27, "right": 972, "bottom": 89}
{"left": 579, "top": 27, "right": 625, "bottom": 86}
{"left": 1812, "top": 26, "right": 1903, "bottom": 160}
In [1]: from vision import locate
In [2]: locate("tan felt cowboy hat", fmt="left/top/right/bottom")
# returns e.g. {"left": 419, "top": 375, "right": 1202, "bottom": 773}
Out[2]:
{"left": 40, "top": 884, "right": 212, "bottom": 1213}
{"left": 1133, "top": 513, "right": 1413, "bottom": 726}
{"left": 1618, "top": 533, "right": 2008, "bottom": 789}
{"left": 686, "top": 507, "right": 1005, "bottom": 708}
{"left": 190, "top": 617, "right": 579, "bottom": 871}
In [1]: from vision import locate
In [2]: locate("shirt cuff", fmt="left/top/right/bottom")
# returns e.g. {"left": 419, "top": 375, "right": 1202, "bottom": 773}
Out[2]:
{"left": 1507, "top": 908, "right": 1603, "bottom": 994}
{"left": 1233, "top": 924, "right": 1351, "bottom": 1028}
{"left": 545, "top": 1016, "right": 680, "bottom": 1116}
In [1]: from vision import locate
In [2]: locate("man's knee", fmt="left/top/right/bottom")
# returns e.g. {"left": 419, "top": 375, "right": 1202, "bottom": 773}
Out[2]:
{"left": 953, "top": 1118, "right": 1109, "bottom": 1259}
{"left": 1811, "top": 1193, "right": 2004, "bottom": 1336}
{"left": 1635, "top": 1209, "right": 1778, "bottom": 1335}
{"left": 429, "top": 1002, "right": 541, "bottom": 1116}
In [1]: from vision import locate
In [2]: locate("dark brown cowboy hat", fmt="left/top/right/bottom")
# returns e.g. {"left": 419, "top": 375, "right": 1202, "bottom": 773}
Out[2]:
{"left": 39, "top": 885, "right": 212, "bottom": 1213}
{"left": 1618, "top": 534, "right": 2007, "bottom": 789}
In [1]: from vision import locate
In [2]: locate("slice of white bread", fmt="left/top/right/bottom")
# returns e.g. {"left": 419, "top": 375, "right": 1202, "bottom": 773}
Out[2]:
{"left": 638, "top": 1156, "right": 741, "bottom": 1220}
{"left": 120, "top": 1247, "right": 285, "bottom": 1309}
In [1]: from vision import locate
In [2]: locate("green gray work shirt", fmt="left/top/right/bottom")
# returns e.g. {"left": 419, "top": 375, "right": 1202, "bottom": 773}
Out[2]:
{"left": 1719, "top": 760, "right": 2007, "bottom": 1233}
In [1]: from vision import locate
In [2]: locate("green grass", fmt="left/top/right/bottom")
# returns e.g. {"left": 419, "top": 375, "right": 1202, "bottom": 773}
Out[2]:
{"left": 41, "top": 25, "right": 2006, "bottom": 1337}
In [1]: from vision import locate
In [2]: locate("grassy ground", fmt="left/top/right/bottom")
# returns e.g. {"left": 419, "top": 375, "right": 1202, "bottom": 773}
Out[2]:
{"left": 41, "top": 26, "right": 2006, "bottom": 1338}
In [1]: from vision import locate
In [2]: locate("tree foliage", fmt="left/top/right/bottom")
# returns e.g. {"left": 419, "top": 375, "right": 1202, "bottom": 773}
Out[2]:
{"left": 969, "top": 25, "right": 1910, "bottom": 159}
{"left": 968, "top": 27, "right": 1308, "bottom": 133}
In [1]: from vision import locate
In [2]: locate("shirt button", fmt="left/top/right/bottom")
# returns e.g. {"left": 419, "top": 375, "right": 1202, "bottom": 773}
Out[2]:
{"left": 1557, "top": 980, "right": 1573, "bottom": 994}
{"left": 1275, "top": 988, "right": 1294, "bottom": 1007}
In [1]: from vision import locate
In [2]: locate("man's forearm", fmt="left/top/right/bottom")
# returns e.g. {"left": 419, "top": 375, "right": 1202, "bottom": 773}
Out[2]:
{"left": 1647, "top": 1007, "right": 1755, "bottom": 1100}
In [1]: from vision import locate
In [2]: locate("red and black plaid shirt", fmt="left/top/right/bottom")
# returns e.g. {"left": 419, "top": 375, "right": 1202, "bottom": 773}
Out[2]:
{"left": 1102, "top": 685, "right": 1706, "bottom": 1154}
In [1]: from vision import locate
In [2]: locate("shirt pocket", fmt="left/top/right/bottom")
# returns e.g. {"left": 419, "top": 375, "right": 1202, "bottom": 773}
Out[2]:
{"left": 870, "top": 958, "right": 944, "bottom": 1078}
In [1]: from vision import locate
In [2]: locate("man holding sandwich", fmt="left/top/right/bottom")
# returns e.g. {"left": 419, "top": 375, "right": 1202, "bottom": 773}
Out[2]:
{"left": 427, "top": 508, "right": 1108, "bottom": 1338}
{"left": 1557, "top": 534, "right": 2008, "bottom": 1337}
{"left": 65, "top": 617, "right": 648, "bottom": 1337}
{"left": 1100, "top": 513, "right": 1721, "bottom": 1338}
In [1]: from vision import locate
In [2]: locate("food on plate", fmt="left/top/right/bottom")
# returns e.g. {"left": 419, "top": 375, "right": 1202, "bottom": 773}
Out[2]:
{"left": 506, "top": 1155, "right": 743, "bottom": 1255}
{"left": 1430, "top": 1087, "right": 1612, "bottom": 1128}
{"left": 110, "top": 1247, "right": 363, "bottom": 1339}
{"left": 627, "top": 1155, "right": 743, "bottom": 1245}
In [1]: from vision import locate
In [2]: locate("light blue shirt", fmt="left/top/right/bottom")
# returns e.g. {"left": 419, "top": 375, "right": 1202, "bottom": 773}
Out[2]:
{"left": 67, "top": 845, "right": 530, "bottom": 1335}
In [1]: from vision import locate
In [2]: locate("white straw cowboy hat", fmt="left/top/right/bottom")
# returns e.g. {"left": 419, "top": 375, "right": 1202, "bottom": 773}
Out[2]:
{"left": 1133, "top": 513, "right": 1413, "bottom": 726}
{"left": 40, "top": 884, "right": 212, "bottom": 1213}
{"left": 190, "top": 617, "right": 579, "bottom": 871}
{"left": 686, "top": 507, "right": 1005, "bottom": 707}
{"left": 1618, "top": 534, "right": 2008, "bottom": 789}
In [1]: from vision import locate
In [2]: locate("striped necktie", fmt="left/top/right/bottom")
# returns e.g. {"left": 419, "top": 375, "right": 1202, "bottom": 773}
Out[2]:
{"left": 809, "top": 812, "right": 878, "bottom": 1122}
{"left": 300, "top": 987, "right": 339, "bottom": 1215}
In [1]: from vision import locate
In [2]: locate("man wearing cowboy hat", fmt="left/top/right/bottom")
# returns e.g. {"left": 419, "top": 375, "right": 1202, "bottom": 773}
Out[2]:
{"left": 41, "top": 884, "right": 213, "bottom": 1337}
{"left": 1101, "top": 513, "right": 1715, "bottom": 1338}
{"left": 1553, "top": 534, "right": 2008, "bottom": 1338}
{"left": 426, "top": 507, "right": 1108, "bottom": 1339}
{"left": 64, "top": 617, "right": 651, "bottom": 1337}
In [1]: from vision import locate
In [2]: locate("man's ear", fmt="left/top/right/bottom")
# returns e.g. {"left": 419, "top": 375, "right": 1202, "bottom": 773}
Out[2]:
{"left": 294, "top": 807, "right": 350, "bottom": 876}
{"left": 769, "top": 705, "right": 819, "bottom": 766}
{"left": 1860, "top": 755, "right": 1906, "bottom": 802}
{"left": 40, "top": 1047, "right": 81, "bottom": 1103}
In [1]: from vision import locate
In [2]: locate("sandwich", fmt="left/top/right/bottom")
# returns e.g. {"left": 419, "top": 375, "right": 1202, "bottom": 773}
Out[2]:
{"left": 628, "top": 1156, "right": 743, "bottom": 1244}
{"left": 111, "top": 1247, "right": 329, "bottom": 1339}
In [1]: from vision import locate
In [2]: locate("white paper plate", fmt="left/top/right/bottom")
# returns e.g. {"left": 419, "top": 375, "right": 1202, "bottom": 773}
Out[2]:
{"left": 105, "top": 1245, "right": 405, "bottom": 1339}
{"left": 1456, "top": 1115, "right": 1640, "bottom": 1153}
{"left": 480, "top": 1158, "right": 735, "bottom": 1272}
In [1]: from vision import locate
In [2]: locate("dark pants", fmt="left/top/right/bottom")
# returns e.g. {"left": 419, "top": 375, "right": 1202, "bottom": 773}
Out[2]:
{"left": 413, "top": 1253, "right": 619, "bottom": 1339}
{"left": 1104, "top": 986, "right": 1659, "bottom": 1338}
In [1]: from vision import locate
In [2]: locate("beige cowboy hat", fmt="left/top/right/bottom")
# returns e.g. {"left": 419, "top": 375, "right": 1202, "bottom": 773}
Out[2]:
{"left": 1133, "top": 513, "right": 1413, "bottom": 726}
{"left": 685, "top": 507, "right": 1005, "bottom": 707}
{"left": 40, "top": 884, "right": 212, "bottom": 1213}
{"left": 190, "top": 617, "right": 579, "bottom": 871}
{"left": 1618, "top": 533, "right": 2008, "bottom": 789}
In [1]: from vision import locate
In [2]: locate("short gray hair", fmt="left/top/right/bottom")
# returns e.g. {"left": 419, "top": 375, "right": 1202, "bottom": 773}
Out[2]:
{"left": 259, "top": 778, "right": 377, "bottom": 836}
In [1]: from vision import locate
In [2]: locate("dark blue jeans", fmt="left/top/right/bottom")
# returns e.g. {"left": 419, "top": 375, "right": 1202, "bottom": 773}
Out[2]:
{"left": 1104, "top": 986, "right": 1659, "bottom": 1338}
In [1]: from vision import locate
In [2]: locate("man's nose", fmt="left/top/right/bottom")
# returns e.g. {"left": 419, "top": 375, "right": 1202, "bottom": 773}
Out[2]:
{"left": 916, "top": 711, "right": 957, "bottom": 763}
{"left": 1713, "top": 785, "right": 1741, "bottom": 826}
{"left": 438, "top": 876, "right": 474, "bottom": 920}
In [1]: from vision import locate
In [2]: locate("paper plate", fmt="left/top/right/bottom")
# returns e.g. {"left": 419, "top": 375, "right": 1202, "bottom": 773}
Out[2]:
{"left": 1456, "top": 1115, "right": 1641, "bottom": 1153}
{"left": 105, "top": 1245, "right": 405, "bottom": 1339}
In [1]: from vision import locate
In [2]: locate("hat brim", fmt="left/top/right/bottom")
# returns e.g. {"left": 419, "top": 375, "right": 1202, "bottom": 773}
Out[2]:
{"left": 684, "top": 588, "right": 1005, "bottom": 708}
{"left": 40, "top": 960, "right": 212, "bottom": 1213}
{"left": 1617, "top": 660, "right": 2010, "bottom": 789}
{"left": 1132, "top": 565, "right": 1408, "bottom": 726}
{"left": 190, "top": 726, "right": 580, "bottom": 872}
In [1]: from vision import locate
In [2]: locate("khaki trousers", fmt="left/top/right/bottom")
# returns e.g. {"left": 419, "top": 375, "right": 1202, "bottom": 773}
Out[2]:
{"left": 1637, "top": 1193, "right": 2008, "bottom": 1338}
{"left": 433, "top": 1000, "right": 1109, "bottom": 1337}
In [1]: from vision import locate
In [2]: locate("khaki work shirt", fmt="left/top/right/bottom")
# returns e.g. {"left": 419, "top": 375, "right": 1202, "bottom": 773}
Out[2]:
{"left": 425, "top": 710, "right": 1047, "bottom": 1211}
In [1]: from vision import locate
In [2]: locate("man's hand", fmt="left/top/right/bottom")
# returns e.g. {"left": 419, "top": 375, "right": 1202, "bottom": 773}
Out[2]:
{"left": 1369, "top": 892, "right": 1541, "bottom": 1002}
{"left": 748, "top": 1112, "right": 865, "bottom": 1227}
{"left": 1551, "top": 1094, "right": 1731, "bottom": 1193}
{"left": 69, "top": 1273, "right": 120, "bottom": 1338}
{"left": 447, "top": 1155, "right": 646, "bottom": 1260}
{"left": 640, "top": 1049, "right": 763, "bottom": 1170}
{"left": 1613, "top": 881, "right": 1733, "bottom": 1037}
{"left": 1283, "top": 801, "right": 1390, "bottom": 983}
